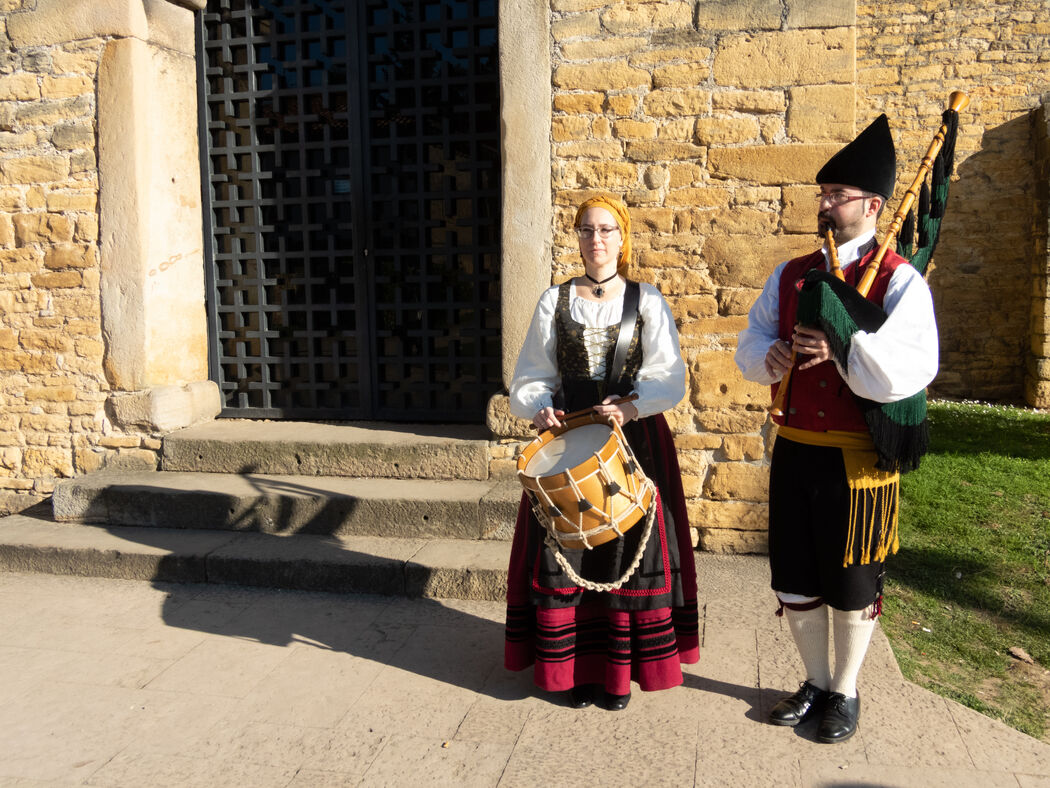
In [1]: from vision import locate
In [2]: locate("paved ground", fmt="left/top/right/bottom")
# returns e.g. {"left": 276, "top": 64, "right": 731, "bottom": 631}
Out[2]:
{"left": 1, "top": 554, "right": 1048, "bottom": 787}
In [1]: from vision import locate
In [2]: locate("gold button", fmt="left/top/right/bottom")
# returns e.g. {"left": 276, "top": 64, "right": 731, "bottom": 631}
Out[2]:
{"left": 819, "top": 380, "right": 827, "bottom": 388}
{"left": 788, "top": 407, "right": 797, "bottom": 415}
{"left": 817, "top": 410, "right": 825, "bottom": 418}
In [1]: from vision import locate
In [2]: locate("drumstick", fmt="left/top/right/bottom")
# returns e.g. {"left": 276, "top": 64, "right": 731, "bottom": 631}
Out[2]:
{"left": 530, "top": 394, "right": 640, "bottom": 431}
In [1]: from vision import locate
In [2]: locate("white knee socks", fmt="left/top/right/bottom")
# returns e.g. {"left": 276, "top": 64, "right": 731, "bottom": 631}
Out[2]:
{"left": 782, "top": 602, "right": 831, "bottom": 691}
{"left": 830, "top": 606, "right": 877, "bottom": 698}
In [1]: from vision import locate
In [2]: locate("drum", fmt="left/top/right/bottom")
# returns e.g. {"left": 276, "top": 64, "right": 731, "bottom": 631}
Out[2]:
{"left": 517, "top": 411, "right": 654, "bottom": 550}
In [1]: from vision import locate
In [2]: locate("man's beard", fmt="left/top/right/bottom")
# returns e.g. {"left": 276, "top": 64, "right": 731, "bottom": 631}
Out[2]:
{"left": 817, "top": 213, "right": 836, "bottom": 237}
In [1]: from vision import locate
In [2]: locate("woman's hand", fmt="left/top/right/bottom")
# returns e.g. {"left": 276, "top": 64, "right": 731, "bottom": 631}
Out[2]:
{"left": 533, "top": 406, "right": 565, "bottom": 431}
{"left": 594, "top": 395, "right": 638, "bottom": 427}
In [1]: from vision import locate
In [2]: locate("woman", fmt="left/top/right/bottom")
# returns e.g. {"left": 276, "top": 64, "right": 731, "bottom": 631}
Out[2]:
{"left": 505, "top": 194, "right": 699, "bottom": 711}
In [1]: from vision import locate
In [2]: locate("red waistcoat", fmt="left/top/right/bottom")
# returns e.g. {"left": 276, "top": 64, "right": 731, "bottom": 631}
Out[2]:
{"left": 772, "top": 245, "right": 908, "bottom": 431}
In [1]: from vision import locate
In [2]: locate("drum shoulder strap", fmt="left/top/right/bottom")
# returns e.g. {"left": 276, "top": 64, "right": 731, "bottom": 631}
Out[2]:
{"left": 607, "top": 280, "right": 640, "bottom": 388}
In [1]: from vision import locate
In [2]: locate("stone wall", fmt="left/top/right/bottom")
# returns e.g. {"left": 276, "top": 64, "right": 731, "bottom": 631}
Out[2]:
{"left": 0, "top": 0, "right": 215, "bottom": 513}
{"left": 856, "top": 0, "right": 1050, "bottom": 405}
{"left": 0, "top": 9, "right": 107, "bottom": 508}
{"left": 546, "top": 0, "right": 1050, "bottom": 553}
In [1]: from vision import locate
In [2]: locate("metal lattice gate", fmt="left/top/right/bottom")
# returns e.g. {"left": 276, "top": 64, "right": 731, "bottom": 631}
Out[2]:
{"left": 197, "top": 0, "right": 501, "bottom": 421}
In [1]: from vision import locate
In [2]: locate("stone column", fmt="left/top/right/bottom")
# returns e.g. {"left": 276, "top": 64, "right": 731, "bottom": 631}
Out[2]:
{"left": 487, "top": 0, "right": 552, "bottom": 444}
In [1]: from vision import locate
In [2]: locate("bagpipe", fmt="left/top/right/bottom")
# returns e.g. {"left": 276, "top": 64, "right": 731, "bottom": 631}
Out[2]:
{"left": 769, "top": 91, "right": 969, "bottom": 472}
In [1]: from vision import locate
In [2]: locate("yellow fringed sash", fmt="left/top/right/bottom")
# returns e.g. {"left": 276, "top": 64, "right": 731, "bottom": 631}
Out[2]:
{"left": 776, "top": 426, "right": 900, "bottom": 568}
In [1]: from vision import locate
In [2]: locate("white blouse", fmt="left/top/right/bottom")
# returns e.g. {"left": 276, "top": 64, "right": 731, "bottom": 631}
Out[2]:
{"left": 735, "top": 229, "right": 940, "bottom": 403}
{"left": 509, "top": 281, "right": 686, "bottom": 420}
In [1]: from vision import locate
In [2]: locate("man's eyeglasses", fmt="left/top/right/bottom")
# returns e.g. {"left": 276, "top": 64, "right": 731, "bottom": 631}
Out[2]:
{"left": 575, "top": 225, "right": 620, "bottom": 240}
{"left": 817, "top": 191, "right": 869, "bottom": 207}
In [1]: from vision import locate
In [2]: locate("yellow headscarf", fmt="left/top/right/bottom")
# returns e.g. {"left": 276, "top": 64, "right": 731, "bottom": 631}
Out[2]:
{"left": 573, "top": 194, "right": 631, "bottom": 276}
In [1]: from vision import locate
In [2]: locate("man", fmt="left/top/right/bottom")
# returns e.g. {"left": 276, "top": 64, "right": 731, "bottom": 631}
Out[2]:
{"left": 734, "top": 115, "right": 939, "bottom": 743}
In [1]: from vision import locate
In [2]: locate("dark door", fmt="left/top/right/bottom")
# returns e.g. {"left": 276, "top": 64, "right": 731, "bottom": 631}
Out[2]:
{"left": 197, "top": 0, "right": 502, "bottom": 421}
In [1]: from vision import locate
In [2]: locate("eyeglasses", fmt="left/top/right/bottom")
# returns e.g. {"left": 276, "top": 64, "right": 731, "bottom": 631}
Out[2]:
{"left": 817, "top": 191, "right": 869, "bottom": 207}
{"left": 575, "top": 225, "right": 620, "bottom": 240}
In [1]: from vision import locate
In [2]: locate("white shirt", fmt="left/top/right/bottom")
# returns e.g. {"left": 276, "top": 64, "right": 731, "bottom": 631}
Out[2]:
{"left": 734, "top": 230, "right": 939, "bottom": 403}
{"left": 510, "top": 281, "right": 686, "bottom": 419}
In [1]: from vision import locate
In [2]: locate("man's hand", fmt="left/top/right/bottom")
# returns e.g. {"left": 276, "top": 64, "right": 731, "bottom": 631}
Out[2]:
{"left": 533, "top": 406, "right": 566, "bottom": 431}
{"left": 793, "top": 326, "right": 831, "bottom": 370}
{"left": 764, "top": 339, "right": 794, "bottom": 378}
{"left": 593, "top": 395, "right": 638, "bottom": 427}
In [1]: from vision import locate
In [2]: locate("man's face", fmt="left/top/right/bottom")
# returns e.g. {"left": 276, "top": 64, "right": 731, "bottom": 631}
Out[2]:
{"left": 816, "top": 183, "right": 881, "bottom": 243}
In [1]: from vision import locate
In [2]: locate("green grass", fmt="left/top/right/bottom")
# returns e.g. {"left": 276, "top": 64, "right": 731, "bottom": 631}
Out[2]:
{"left": 882, "top": 400, "right": 1050, "bottom": 742}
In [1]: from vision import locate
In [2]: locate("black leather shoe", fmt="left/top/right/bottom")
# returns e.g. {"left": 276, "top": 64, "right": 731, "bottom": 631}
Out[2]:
{"left": 604, "top": 692, "right": 631, "bottom": 711}
{"left": 568, "top": 684, "right": 599, "bottom": 709}
{"left": 768, "top": 681, "right": 829, "bottom": 726}
{"left": 817, "top": 692, "right": 860, "bottom": 743}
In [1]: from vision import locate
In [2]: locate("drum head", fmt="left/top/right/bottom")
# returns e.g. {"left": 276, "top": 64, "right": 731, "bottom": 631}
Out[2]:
{"left": 524, "top": 423, "right": 611, "bottom": 477}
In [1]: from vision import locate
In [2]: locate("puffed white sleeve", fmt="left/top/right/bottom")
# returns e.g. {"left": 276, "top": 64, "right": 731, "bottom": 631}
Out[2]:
{"left": 508, "top": 287, "right": 560, "bottom": 419}
{"left": 845, "top": 264, "right": 939, "bottom": 402}
{"left": 735, "top": 262, "right": 788, "bottom": 385}
{"left": 632, "top": 284, "right": 687, "bottom": 418}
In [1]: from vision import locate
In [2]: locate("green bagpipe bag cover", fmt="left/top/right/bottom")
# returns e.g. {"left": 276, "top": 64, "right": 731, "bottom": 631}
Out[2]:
{"left": 796, "top": 270, "right": 930, "bottom": 473}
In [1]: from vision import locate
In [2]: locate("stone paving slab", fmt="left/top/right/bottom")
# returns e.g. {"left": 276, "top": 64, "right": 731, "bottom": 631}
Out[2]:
{"left": 53, "top": 470, "right": 519, "bottom": 540}
{"left": 0, "top": 557, "right": 1046, "bottom": 786}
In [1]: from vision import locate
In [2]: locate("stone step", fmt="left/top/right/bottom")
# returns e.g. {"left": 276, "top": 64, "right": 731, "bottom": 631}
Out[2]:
{"left": 53, "top": 470, "right": 522, "bottom": 540}
{"left": 0, "top": 514, "right": 510, "bottom": 601}
{"left": 161, "top": 420, "right": 494, "bottom": 480}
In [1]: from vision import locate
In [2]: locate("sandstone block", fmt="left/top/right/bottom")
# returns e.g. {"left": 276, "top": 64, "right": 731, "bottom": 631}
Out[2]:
{"left": 30, "top": 271, "right": 82, "bottom": 288}
{"left": 1, "top": 155, "right": 70, "bottom": 185}
{"left": 560, "top": 37, "right": 646, "bottom": 61}
{"left": 74, "top": 446, "right": 106, "bottom": 474}
{"left": 76, "top": 214, "right": 99, "bottom": 242}
{"left": 713, "top": 29, "right": 854, "bottom": 89}
{"left": 22, "top": 446, "right": 73, "bottom": 478}
{"left": 613, "top": 119, "right": 658, "bottom": 139}
{"left": 552, "top": 115, "right": 589, "bottom": 141}
{"left": 721, "top": 434, "right": 766, "bottom": 461}
{"left": 689, "top": 499, "right": 767, "bottom": 531}
{"left": 657, "top": 118, "right": 696, "bottom": 142}
{"left": 98, "top": 435, "right": 142, "bottom": 449}
{"left": 551, "top": 0, "right": 608, "bottom": 10}
{"left": 717, "top": 288, "right": 760, "bottom": 316}
{"left": 695, "top": 115, "right": 761, "bottom": 145}
{"left": 0, "top": 214, "right": 12, "bottom": 248}
{"left": 668, "top": 163, "right": 703, "bottom": 187}
{"left": 689, "top": 350, "right": 769, "bottom": 408}
{"left": 653, "top": 63, "right": 710, "bottom": 89}
{"left": 704, "top": 461, "right": 769, "bottom": 501}
{"left": 625, "top": 140, "right": 705, "bottom": 162}
{"left": 15, "top": 95, "right": 92, "bottom": 127}
{"left": 52, "top": 49, "right": 101, "bottom": 75}
{"left": 50, "top": 122, "right": 95, "bottom": 150}
{"left": 785, "top": 0, "right": 856, "bottom": 29}
{"left": 605, "top": 95, "right": 637, "bottom": 115}
{"left": 555, "top": 141, "right": 623, "bottom": 159}
{"left": 485, "top": 394, "right": 532, "bottom": 439}
{"left": 23, "top": 385, "right": 75, "bottom": 402}
{"left": 573, "top": 160, "right": 637, "bottom": 188}
{"left": 695, "top": 0, "right": 782, "bottom": 31}
{"left": 704, "top": 234, "right": 815, "bottom": 288}
{"left": 674, "top": 432, "right": 721, "bottom": 451}
{"left": 0, "top": 328, "right": 14, "bottom": 349}
{"left": 787, "top": 85, "right": 855, "bottom": 142}
{"left": 554, "top": 62, "right": 649, "bottom": 91}
{"left": 41, "top": 75, "right": 93, "bottom": 99}
{"left": 670, "top": 294, "right": 719, "bottom": 321}
{"left": 551, "top": 12, "right": 600, "bottom": 41}
{"left": 644, "top": 88, "right": 710, "bottom": 116}
{"left": 554, "top": 93, "right": 603, "bottom": 114}
{"left": 45, "top": 191, "right": 97, "bottom": 212}
{"left": 696, "top": 407, "right": 769, "bottom": 433}
{"left": 0, "top": 73, "right": 39, "bottom": 101}
{"left": 713, "top": 90, "right": 787, "bottom": 113}
{"left": 629, "top": 45, "right": 713, "bottom": 67}
{"left": 0, "top": 248, "right": 43, "bottom": 272}
{"left": 781, "top": 184, "right": 816, "bottom": 232}
{"left": 708, "top": 144, "right": 841, "bottom": 185}
{"left": 630, "top": 207, "right": 675, "bottom": 233}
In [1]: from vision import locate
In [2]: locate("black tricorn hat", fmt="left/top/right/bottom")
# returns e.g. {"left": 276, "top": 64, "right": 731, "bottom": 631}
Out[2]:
{"left": 816, "top": 114, "right": 896, "bottom": 199}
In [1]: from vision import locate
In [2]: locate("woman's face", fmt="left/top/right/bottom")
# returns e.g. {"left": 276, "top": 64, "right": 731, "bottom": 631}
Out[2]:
{"left": 577, "top": 206, "right": 622, "bottom": 270}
